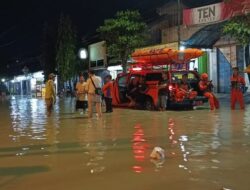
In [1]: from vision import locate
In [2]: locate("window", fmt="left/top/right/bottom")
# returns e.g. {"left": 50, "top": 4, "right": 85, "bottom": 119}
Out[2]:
{"left": 188, "top": 73, "right": 195, "bottom": 79}
{"left": 90, "top": 61, "right": 96, "bottom": 67}
{"left": 171, "top": 72, "right": 196, "bottom": 79}
{"left": 171, "top": 73, "right": 182, "bottom": 80}
{"left": 118, "top": 76, "right": 127, "bottom": 87}
{"left": 97, "top": 60, "right": 104, "bottom": 67}
{"left": 145, "top": 73, "right": 162, "bottom": 81}
{"left": 171, "top": 72, "right": 199, "bottom": 84}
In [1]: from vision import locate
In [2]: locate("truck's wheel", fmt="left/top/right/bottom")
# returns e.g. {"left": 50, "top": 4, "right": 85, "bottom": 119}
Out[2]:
{"left": 145, "top": 98, "right": 154, "bottom": 111}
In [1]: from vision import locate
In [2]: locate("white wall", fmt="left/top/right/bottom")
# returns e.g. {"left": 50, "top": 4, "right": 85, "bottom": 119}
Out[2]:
{"left": 209, "top": 48, "right": 218, "bottom": 93}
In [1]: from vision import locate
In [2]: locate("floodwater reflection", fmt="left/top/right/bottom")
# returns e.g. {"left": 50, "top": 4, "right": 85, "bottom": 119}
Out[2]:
{"left": 132, "top": 124, "right": 147, "bottom": 173}
{"left": 0, "top": 96, "right": 249, "bottom": 190}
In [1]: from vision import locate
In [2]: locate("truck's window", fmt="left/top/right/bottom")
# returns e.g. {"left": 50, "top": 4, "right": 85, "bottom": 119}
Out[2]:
{"left": 118, "top": 76, "right": 127, "bottom": 87}
{"left": 171, "top": 72, "right": 197, "bottom": 80}
{"left": 129, "top": 75, "right": 141, "bottom": 83}
{"left": 145, "top": 73, "right": 162, "bottom": 81}
{"left": 171, "top": 73, "right": 182, "bottom": 80}
{"left": 187, "top": 73, "right": 196, "bottom": 79}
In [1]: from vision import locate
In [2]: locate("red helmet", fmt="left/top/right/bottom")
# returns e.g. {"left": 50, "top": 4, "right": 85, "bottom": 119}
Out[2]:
{"left": 201, "top": 73, "right": 208, "bottom": 80}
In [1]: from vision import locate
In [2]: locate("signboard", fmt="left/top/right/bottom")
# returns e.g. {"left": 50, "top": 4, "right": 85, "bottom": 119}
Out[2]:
{"left": 183, "top": 0, "right": 250, "bottom": 26}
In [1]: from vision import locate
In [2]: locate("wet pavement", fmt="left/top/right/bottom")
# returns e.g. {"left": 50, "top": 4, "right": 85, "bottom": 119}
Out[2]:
{"left": 0, "top": 95, "right": 250, "bottom": 190}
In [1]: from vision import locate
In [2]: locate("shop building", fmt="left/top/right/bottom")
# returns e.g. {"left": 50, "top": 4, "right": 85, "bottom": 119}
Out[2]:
{"left": 149, "top": 0, "right": 250, "bottom": 93}
{"left": 5, "top": 71, "right": 58, "bottom": 97}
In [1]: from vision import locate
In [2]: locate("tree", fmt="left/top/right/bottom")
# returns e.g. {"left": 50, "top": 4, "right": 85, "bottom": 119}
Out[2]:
{"left": 223, "top": 14, "right": 250, "bottom": 80}
{"left": 97, "top": 10, "right": 147, "bottom": 73}
{"left": 56, "top": 14, "right": 77, "bottom": 82}
{"left": 223, "top": 14, "right": 250, "bottom": 46}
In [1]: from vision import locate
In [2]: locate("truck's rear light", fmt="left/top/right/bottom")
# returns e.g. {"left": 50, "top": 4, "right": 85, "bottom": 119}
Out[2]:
{"left": 169, "top": 85, "right": 173, "bottom": 91}
{"left": 132, "top": 67, "right": 142, "bottom": 71}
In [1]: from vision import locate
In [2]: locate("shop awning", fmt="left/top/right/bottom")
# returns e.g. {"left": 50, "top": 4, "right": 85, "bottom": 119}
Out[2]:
{"left": 182, "top": 22, "right": 225, "bottom": 49}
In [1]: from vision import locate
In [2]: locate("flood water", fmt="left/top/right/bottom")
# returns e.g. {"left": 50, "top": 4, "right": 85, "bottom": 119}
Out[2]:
{"left": 0, "top": 96, "right": 250, "bottom": 190}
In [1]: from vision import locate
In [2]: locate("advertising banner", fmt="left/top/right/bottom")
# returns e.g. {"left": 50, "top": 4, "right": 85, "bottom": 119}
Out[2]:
{"left": 183, "top": 0, "right": 250, "bottom": 26}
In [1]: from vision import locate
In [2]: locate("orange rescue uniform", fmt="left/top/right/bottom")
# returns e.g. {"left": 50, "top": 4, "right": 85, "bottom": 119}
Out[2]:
{"left": 102, "top": 81, "right": 113, "bottom": 98}
{"left": 199, "top": 81, "right": 219, "bottom": 110}
{"left": 175, "top": 82, "right": 197, "bottom": 102}
{"left": 230, "top": 75, "right": 245, "bottom": 110}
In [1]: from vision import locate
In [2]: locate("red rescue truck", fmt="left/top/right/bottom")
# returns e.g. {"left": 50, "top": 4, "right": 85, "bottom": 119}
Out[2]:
{"left": 112, "top": 48, "right": 207, "bottom": 110}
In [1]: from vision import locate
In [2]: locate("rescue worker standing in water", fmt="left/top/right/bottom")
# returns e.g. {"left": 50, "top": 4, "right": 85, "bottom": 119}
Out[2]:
{"left": 199, "top": 73, "right": 219, "bottom": 110}
{"left": 231, "top": 67, "right": 245, "bottom": 110}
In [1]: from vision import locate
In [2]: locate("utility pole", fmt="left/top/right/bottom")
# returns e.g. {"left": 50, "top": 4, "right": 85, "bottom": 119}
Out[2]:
{"left": 177, "top": 0, "right": 181, "bottom": 50}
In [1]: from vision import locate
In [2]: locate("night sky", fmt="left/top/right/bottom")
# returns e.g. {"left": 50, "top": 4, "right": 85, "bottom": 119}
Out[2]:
{"left": 0, "top": 0, "right": 221, "bottom": 76}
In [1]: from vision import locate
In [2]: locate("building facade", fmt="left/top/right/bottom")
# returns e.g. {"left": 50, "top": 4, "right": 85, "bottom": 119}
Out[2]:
{"left": 150, "top": 0, "right": 250, "bottom": 93}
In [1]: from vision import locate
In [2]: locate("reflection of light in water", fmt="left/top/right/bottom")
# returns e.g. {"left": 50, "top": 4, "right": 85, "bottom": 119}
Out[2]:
{"left": 210, "top": 114, "right": 221, "bottom": 150}
{"left": 10, "top": 98, "right": 29, "bottom": 142}
{"left": 169, "top": 118, "right": 190, "bottom": 171}
{"left": 9, "top": 97, "right": 48, "bottom": 144}
{"left": 15, "top": 147, "right": 30, "bottom": 157}
{"left": 132, "top": 124, "right": 147, "bottom": 173}
{"left": 132, "top": 166, "right": 143, "bottom": 173}
{"left": 179, "top": 135, "right": 188, "bottom": 142}
{"left": 85, "top": 142, "right": 107, "bottom": 174}
{"left": 179, "top": 135, "right": 190, "bottom": 162}
{"left": 168, "top": 118, "right": 177, "bottom": 156}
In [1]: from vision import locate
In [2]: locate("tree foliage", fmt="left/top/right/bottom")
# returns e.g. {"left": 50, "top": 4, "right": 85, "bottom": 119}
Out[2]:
{"left": 56, "top": 14, "right": 77, "bottom": 82}
{"left": 223, "top": 14, "right": 250, "bottom": 46}
{"left": 97, "top": 10, "right": 147, "bottom": 72}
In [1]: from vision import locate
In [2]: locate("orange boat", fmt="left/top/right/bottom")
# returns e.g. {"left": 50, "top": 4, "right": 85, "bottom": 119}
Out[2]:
{"left": 132, "top": 48, "right": 178, "bottom": 65}
{"left": 132, "top": 48, "right": 204, "bottom": 65}
{"left": 171, "top": 48, "right": 204, "bottom": 63}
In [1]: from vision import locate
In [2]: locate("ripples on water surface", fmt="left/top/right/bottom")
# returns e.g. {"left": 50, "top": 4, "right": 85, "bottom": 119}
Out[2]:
{"left": 0, "top": 96, "right": 250, "bottom": 190}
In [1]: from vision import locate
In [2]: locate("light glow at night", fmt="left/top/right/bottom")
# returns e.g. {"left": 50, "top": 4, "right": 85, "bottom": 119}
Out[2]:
{"left": 79, "top": 48, "right": 88, "bottom": 59}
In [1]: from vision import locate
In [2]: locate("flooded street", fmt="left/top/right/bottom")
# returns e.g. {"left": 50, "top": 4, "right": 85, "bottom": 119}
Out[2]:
{"left": 0, "top": 96, "right": 250, "bottom": 190}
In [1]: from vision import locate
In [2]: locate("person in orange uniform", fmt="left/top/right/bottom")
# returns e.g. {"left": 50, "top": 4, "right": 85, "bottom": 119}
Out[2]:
{"left": 199, "top": 73, "right": 219, "bottom": 110}
{"left": 175, "top": 73, "right": 197, "bottom": 102}
{"left": 231, "top": 67, "right": 245, "bottom": 110}
{"left": 102, "top": 75, "right": 113, "bottom": 113}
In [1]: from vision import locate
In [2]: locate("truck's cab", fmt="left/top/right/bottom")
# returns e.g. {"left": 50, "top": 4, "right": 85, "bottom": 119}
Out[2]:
{"left": 112, "top": 69, "right": 162, "bottom": 110}
{"left": 112, "top": 67, "right": 206, "bottom": 110}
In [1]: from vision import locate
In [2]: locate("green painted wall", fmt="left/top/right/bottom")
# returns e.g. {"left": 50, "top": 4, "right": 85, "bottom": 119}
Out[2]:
{"left": 198, "top": 52, "right": 208, "bottom": 74}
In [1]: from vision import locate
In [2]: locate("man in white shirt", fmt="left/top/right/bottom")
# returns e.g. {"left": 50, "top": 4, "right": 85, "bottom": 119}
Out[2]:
{"left": 85, "top": 70, "right": 102, "bottom": 118}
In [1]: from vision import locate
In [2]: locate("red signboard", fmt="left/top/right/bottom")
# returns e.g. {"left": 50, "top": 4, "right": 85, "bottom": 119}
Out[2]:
{"left": 183, "top": 0, "right": 250, "bottom": 26}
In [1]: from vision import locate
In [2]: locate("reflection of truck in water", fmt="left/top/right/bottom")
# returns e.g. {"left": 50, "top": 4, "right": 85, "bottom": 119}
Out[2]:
{"left": 111, "top": 48, "right": 207, "bottom": 110}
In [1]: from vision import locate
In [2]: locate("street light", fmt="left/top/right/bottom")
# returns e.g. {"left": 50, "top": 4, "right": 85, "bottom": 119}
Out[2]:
{"left": 179, "top": 45, "right": 185, "bottom": 51}
{"left": 79, "top": 48, "right": 88, "bottom": 60}
{"left": 1, "top": 78, "right": 5, "bottom": 82}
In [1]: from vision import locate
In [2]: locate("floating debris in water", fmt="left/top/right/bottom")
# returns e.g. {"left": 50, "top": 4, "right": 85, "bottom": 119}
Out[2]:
{"left": 150, "top": 147, "right": 165, "bottom": 160}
